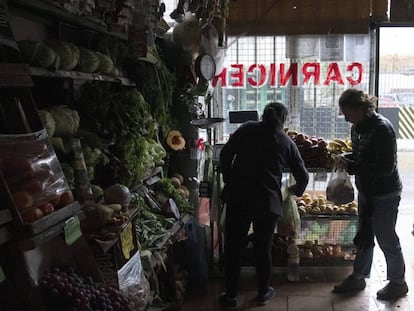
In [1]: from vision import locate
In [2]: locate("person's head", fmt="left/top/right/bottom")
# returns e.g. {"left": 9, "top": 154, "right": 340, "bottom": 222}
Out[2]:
{"left": 338, "top": 88, "right": 377, "bottom": 124}
{"left": 262, "top": 101, "right": 288, "bottom": 131}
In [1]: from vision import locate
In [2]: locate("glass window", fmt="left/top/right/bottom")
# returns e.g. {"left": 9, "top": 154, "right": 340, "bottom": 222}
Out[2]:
{"left": 378, "top": 27, "right": 414, "bottom": 140}
{"left": 215, "top": 34, "right": 371, "bottom": 142}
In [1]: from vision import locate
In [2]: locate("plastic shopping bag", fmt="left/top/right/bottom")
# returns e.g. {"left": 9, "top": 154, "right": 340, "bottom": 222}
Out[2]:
{"left": 277, "top": 189, "right": 301, "bottom": 238}
{"left": 118, "top": 251, "right": 151, "bottom": 311}
{"left": 326, "top": 165, "right": 354, "bottom": 204}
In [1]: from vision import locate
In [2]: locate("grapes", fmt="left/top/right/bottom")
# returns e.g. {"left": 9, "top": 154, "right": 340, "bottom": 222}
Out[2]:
{"left": 38, "top": 266, "right": 130, "bottom": 311}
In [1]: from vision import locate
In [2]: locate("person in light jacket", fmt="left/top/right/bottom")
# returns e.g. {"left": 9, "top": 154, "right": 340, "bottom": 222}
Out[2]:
{"left": 219, "top": 102, "right": 309, "bottom": 308}
{"left": 333, "top": 88, "right": 408, "bottom": 300}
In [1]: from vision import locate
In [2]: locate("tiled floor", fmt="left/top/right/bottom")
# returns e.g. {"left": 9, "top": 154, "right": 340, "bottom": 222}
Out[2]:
{"left": 182, "top": 152, "right": 414, "bottom": 311}
{"left": 182, "top": 259, "right": 413, "bottom": 311}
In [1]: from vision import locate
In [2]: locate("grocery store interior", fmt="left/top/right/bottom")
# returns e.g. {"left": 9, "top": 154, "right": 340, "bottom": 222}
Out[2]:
{"left": 182, "top": 150, "right": 414, "bottom": 311}
{"left": 2, "top": 0, "right": 414, "bottom": 311}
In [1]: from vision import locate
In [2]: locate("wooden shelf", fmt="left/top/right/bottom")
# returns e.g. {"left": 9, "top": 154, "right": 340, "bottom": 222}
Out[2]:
{"left": 24, "top": 201, "right": 82, "bottom": 236}
{"left": 0, "top": 63, "right": 33, "bottom": 87}
{"left": 8, "top": 0, "right": 127, "bottom": 41}
{"left": 29, "top": 67, "right": 136, "bottom": 86}
{"left": 0, "top": 225, "right": 13, "bottom": 245}
{"left": 0, "top": 209, "right": 13, "bottom": 226}
{"left": 19, "top": 209, "right": 85, "bottom": 250}
{"left": 154, "top": 214, "right": 190, "bottom": 250}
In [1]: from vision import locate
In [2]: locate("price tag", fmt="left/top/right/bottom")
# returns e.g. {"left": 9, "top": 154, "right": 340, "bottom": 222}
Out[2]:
{"left": 120, "top": 222, "right": 134, "bottom": 260}
{"left": 0, "top": 264, "right": 5, "bottom": 283}
{"left": 64, "top": 216, "right": 82, "bottom": 245}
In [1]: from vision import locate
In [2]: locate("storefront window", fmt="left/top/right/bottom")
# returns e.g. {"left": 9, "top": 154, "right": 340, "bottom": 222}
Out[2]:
{"left": 215, "top": 34, "right": 371, "bottom": 142}
{"left": 378, "top": 27, "right": 414, "bottom": 141}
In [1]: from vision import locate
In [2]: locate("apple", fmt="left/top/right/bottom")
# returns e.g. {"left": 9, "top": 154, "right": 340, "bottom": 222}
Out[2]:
{"left": 303, "top": 139, "right": 313, "bottom": 149}
{"left": 318, "top": 140, "right": 327, "bottom": 149}
{"left": 295, "top": 133, "right": 305, "bottom": 144}
{"left": 310, "top": 137, "right": 319, "bottom": 145}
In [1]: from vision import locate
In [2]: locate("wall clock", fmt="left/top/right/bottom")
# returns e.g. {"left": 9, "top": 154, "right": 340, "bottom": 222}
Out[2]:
{"left": 194, "top": 53, "right": 216, "bottom": 81}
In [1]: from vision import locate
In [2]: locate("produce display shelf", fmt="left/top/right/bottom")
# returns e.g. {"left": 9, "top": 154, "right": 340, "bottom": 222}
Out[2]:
{"left": 154, "top": 214, "right": 190, "bottom": 250}
{"left": 145, "top": 214, "right": 191, "bottom": 272}
{"left": 301, "top": 214, "right": 358, "bottom": 221}
{"left": 299, "top": 259, "right": 355, "bottom": 266}
{"left": 0, "top": 63, "right": 33, "bottom": 87}
{"left": 24, "top": 201, "right": 82, "bottom": 236}
{"left": 29, "top": 67, "right": 136, "bottom": 86}
{"left": 8, "top": 0, "right": 127, "bottom": 41}
{"left": 0, "top": 209, "right": 13, "bottom": 226}
{"left": 0, "top": 225, "right": 13, "bottom": 245}
{"left": 19, "top": 209, "right": 85, "bottom": 250}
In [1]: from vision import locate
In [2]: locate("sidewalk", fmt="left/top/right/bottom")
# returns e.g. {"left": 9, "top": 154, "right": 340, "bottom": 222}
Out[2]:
{"left": 397, "top": 139, "right": 414, "bottom": 151}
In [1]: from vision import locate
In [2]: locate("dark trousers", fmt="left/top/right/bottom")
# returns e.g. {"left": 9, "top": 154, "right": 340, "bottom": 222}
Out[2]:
{"left": 224, "top": 204, "right": 277, "bottom": 297}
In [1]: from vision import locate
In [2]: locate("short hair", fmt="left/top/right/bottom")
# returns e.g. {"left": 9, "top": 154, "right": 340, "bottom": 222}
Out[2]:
{"left": 339, "top": 88, "right": 377, "bottom": 111}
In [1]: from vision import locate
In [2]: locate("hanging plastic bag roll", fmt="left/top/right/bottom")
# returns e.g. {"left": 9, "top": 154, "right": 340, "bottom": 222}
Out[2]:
{"left": 326, "top": 164, "right": 355, "bottom": 204}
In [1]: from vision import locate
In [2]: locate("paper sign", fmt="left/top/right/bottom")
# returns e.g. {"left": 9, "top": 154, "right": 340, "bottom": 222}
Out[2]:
{"left": 64, "top": 216, "right": 82, "bottom": 245}
{"left": 120, "top": 222, "right": 134, "bottom": 259}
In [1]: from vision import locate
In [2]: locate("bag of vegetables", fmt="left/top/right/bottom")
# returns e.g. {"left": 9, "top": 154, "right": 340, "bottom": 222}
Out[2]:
{"left": 277, "top": 189, "right": 301, "bottom": 238}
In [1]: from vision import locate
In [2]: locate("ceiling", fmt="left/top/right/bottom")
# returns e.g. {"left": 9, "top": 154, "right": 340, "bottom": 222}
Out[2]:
{"left": 226, "top": 0, "right": 391, "bottom": 36}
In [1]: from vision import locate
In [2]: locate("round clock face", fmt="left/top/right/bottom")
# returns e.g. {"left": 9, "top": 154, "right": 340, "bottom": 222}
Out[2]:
{"left": 196, "top": 54, "right": 216, "bottom": 80}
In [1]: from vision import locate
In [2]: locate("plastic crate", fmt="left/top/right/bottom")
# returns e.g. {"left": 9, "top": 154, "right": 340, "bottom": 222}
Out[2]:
{"left": 297, "top": 216, "right": 358, "bottom": 264}
{"left": 298, "top": 216, "right": 357, "bottom": 246}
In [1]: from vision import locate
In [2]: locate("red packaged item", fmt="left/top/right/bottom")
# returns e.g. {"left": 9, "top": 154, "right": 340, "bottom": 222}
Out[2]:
{"left": 0, "top": 129, "right": 71, "bottom": 224}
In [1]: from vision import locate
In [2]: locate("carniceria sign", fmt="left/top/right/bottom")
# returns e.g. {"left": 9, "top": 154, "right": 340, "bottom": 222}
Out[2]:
{"left": 212, "top": 62, "right": 363, "bottom": 88}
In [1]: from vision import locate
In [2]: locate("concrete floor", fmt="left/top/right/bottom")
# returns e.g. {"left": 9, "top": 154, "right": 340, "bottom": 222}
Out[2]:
{"left": 182, "top": 151, "right": 414, "bottom": 311}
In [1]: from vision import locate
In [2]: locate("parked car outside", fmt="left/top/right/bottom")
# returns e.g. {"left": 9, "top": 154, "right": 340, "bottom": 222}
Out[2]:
{"left": 378, "top": 93, "right": 414, "bottom": 108}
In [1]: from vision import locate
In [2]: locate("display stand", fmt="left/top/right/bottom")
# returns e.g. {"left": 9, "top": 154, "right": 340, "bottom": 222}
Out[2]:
{"left": 0, "top": 5, "right": 104, "bottom": 309}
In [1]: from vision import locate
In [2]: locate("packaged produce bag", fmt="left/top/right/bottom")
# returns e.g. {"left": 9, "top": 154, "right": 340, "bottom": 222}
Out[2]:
{"left": 277, "top": 189, "right": 301, "bottom": 238}
{"left": 0, "top": 129, "right": 72, "bottom": 223}
{"left": 326, "top": 165, "right": 354, "bottom": 204}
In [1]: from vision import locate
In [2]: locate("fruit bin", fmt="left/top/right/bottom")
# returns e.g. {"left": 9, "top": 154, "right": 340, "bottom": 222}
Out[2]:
{"left": 297, "top": 215, "right": 358, "bottom": 265}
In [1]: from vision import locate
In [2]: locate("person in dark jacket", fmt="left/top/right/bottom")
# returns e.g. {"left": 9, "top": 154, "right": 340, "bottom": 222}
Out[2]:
{"left": 219, "top": 102, "right": 309, "bottom": 308}
{"left": 333, "top": 88, "right": 408, "bottom": 300}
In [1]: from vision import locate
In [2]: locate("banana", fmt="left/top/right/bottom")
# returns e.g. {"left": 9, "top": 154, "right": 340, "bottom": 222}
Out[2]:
{"left": 333, "top": 139, "right": 348, "bottom": 149}
{"left": 328, "top": 141, "right": 343, "bottom": 149}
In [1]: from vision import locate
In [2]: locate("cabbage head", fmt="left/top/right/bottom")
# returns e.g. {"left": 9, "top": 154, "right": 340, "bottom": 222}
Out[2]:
{"left": 96, "top": 52, "right": 114, "bottom": 74}
{"left": 49, "top": 106, "right": 80, "bottom": 136}
{"left": 18, "top": 40, "right": 57, "bottom": 68}
{"left": 78, "top": 48, "right": 100, "bottom": 73}
{"left": 46, "top": 40, "right": 79, "bottom": 71}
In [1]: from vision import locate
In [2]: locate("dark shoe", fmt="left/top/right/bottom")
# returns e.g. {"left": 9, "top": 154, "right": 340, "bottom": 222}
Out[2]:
{"left": 219, "top": 293, "right": 237, "bottom": 309}
{"left": 257, "top": 287, "right": 275, "bottom": 306}
{"left": 333, "top": 275, "right": 366, "bottom": 293}
{"left": 377, "top": 281, "right": 408, "bottom": 300}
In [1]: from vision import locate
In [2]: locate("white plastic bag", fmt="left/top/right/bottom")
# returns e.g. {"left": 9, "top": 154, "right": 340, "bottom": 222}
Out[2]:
{"left": 277, "top": 188, "right": 301, "bottom": 238}
{"left": 118, "top": 251, "right": 151, "bottom": 311}
{"left": 326, "top": 166, "right": 354, "bottom": 204}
